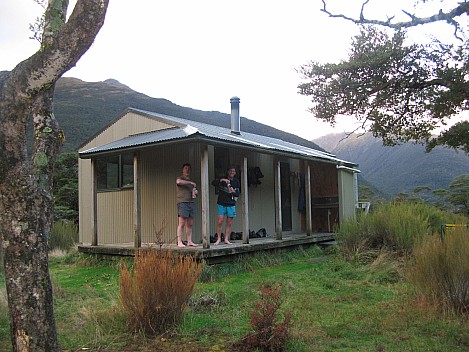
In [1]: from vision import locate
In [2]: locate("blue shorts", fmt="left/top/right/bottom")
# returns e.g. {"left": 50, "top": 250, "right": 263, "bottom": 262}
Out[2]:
{"left": 217, "top": 204, "right": 236, "bottom": 218}
{"left": 178, "top": 202, "right": 196, "bottom": 218}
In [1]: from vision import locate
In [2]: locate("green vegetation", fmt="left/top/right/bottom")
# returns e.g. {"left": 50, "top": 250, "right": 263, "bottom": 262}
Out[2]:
{"left": 53, "top": 151, "right": 79, "bottom": 223}
{"left": 1, "top": 201, "right": 468, "bottom": 351}
{"left": 49, "top": 219, "right": 78, "bottom": 251}
{"left": 300, "top": 3, "right": 469, "bottom": 153}
{"left": 0, "top": 239, "right": 468, "bottom": 351}
{"left": 408, "top": 228, "right": 469, "bottom": 316}
{"left": 338, "top": 201, "right": 468, "bottom": 258}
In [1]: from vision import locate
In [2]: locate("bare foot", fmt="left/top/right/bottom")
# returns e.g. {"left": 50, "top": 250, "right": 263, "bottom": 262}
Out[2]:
{"left": 214, "top": 239, "right": 221, "bottom": 245}
{"left": 188, "top": 242, "right": 198, "bottom": 247}
{"left": 177, "top": 242, "right": 186, "bottom": 248}
{"left": 224, "top": 240, "right": 232, "bottom": 245}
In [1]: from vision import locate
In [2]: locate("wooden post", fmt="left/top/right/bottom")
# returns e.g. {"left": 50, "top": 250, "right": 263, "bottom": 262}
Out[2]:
{"left": 305, "top": 161, "right": 312, "bottom": 236}
{"left": 133, "top": 153, "right": 141, "bottom": 249}
{"left": 91, "top": 158, "right": 98, "bottom": 246}
{"left": 242, "top": 156, "right": 249, "bottom": 244}
{"left": 200, "top": 145, "right": 210, "bottom": 249}
{"left": 274, "top": 160, "right": 282, "bottom": 240}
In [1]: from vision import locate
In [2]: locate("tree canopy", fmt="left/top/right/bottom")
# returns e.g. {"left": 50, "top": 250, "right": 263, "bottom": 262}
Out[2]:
{"left": 298, "top": 0, "right": 469, "bottom": 153}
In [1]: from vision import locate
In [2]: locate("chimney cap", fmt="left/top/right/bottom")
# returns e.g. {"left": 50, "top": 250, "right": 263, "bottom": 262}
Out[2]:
{"left": 230, "top": 96, "right": 240, "bottom": 103}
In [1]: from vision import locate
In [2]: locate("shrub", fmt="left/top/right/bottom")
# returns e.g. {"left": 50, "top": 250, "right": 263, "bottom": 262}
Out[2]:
{"left": 407, "top": 228, "right": 469, "bottom": 316}
{"left": 49, "top": 220, "right": 78, "bottom": 251}
{"left": 234, "top": 284, "right": 291, "bottom": 352}
{"left": 337, "top": 201, "right": 468, "bottom": 258}
{"left": 119, "top": 249, "right": 202, "bottom": 335}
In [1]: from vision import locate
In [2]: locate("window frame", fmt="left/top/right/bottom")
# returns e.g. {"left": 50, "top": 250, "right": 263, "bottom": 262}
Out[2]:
{"left": 96, "top": 153, "right": 134, "bottom": 192}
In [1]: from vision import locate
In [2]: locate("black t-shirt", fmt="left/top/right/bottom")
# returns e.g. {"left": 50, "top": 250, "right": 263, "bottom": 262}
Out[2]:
{"left": 212, "top": 177, "right": 240, "bottom": 206}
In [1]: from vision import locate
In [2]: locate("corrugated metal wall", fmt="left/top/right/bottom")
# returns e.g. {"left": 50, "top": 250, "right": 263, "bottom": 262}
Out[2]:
{"left": 78, "top": 111, "right": 177, "bottom": 244}
{"left": 338, "top": 169, "right": 356, "bottom": 222}
{"left": 97, "top": 189, "right": 134, "bottom": 243}
{"left": 140, "top": 143, "right": 201, "bottom": 244}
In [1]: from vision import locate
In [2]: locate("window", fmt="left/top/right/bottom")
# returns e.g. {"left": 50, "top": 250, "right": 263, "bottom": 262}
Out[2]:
{"left": 96, "top": 153, "right": 134, "bottom": 190}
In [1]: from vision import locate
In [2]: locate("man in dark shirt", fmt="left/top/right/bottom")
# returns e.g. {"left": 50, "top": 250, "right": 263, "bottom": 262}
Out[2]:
{"left": 211, "top": 165, "right": 240, "bottom": 245}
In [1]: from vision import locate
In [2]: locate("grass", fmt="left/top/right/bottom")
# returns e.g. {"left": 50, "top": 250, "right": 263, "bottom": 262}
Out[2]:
{"left": 0, "top": 247, "right": 468, "bottom": 351}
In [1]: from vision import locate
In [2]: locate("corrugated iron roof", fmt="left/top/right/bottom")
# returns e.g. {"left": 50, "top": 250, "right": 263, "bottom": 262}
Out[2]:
{"left": 79, "top": 108, "right": 358, "bottom": 168}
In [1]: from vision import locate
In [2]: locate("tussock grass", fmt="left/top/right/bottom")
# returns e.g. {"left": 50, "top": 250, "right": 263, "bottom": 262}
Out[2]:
{"left": 119, "top": 249, "right": 202, "bottom": 335}
{"left": 337, "top": 201, "right": 468, "bottom": 259}
{"left": 407, "top": 228, "right": 469, "bottom": 315}
{"left": 49, "top": 220, "right": 78, "bottom": 251}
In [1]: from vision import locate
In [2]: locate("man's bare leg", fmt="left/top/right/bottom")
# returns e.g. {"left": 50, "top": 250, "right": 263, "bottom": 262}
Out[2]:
{"left": 186, "top": 217, "right": 198, "bottom": 246}
{"left": 224, "top": 217, "right": 233, "bottom": 244}
{"left": 177, "top": 217, "right": 187, "bottom": 247}
{"left": 215, "top": 215, "right": 224, "bottom": 245}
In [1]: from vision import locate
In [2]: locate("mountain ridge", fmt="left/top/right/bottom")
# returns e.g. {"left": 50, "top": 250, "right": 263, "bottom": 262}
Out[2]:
{"left": 314, "top": 132, "right": 469, "bottom": 198}
{"left": 53, "top": 77, "right": 324, "bottom": 153}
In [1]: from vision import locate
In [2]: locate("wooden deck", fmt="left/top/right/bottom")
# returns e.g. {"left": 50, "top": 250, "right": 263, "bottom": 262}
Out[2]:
{"left": 78, "top": 232, "right": 335, "bottom": 264}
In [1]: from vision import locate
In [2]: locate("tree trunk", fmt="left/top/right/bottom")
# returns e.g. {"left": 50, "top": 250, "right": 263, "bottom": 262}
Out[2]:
{"left": 0, "top": 1, "right": 109, "bottom": 350}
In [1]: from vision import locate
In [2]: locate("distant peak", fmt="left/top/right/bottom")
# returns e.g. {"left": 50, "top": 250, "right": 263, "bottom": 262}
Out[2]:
{"left": 103, "top": 79, "right": 128, "bottom": 88}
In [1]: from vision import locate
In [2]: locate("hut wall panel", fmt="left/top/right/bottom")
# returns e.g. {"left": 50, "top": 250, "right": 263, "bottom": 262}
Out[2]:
{"left": 97, "top": 189, "right": 133, "bottom": 244}
{"left": 140, "top": 143, "right": 201, "bottom": 244}
{"left": 80, "top": 112, "right": 173, "bottom": 151}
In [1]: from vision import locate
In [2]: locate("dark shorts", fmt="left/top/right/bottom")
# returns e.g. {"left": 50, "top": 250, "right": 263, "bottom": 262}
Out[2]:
{"left": 177, "top": 202, "right": 196, "bottom": 218}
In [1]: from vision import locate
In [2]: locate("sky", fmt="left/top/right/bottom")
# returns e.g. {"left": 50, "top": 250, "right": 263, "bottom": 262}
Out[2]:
{"left": 0, "top": 0, "right": 461, "bottom": 141}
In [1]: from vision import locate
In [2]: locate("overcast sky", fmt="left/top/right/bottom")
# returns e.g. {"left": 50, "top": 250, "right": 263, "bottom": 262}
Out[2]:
{"left": 0, "top": 0, "right": 460, "bottom": 140}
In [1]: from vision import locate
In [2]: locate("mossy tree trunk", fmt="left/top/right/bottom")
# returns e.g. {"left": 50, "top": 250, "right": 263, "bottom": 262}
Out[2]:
{"left": 0, "top": 1, "right": 108, "bottom": 351}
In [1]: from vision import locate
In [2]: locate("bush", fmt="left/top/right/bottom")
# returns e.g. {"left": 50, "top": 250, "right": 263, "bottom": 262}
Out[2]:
{"left": 119, "top": 249, "right": 202, "bottom": 335}
{"left": 49, "top": 220, "right": 78, "bottom": 251}
{"left": 407, "top": 227, "right": 469, "bottom": 316}
{"left": 234, "top": 284, "right": 291, "bottom": 352}
{"left": 337, "top": 201, "right": 468, "bottom": 258}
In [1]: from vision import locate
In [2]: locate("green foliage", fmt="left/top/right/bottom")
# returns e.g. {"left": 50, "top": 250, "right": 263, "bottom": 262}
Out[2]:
{"left": 53, "top": 151, "right": 78, "bottom": 223}
{"left": 446, "top": 174, "right": 469, "bottom": 216}
{"left": 300, "top": 5, "right": 469, "bottom": 152}
{"left": 337, "top": 201, "right": 468, "bottom": 258}
{"left": 119, "top": 249, "right": 202, "bottom": 336}
{"left": 49, "top": 219, "right": 78, "bottom": 251}
{"left": 426, "top": 121, "right": 469, "bottom": 154}
{"left": 407, "top": 228, "right": 469, "bottom": 315}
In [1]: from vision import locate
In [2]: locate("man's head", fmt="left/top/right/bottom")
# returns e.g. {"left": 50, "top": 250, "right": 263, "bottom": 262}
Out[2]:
{"left": 227, "top": 165, "right": 236, "bottom": 179}
{"left": 182, "top": 163, "right": 191, "bottom": 177}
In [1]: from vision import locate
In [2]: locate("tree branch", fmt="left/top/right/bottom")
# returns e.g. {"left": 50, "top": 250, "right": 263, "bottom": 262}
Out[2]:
{"left": 321, "top": 0, "right": 469, "bottom": 30}
{"left": 13, "top": 0, "right": 109, "bottom": 95}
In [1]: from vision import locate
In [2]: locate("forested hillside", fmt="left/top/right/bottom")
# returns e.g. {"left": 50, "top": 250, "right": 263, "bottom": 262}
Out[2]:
{"left": 54, "top": 77, "right": 323, "bottom": 152}
{"left": 314, "top": 132, "right": 469, "bottom": 198}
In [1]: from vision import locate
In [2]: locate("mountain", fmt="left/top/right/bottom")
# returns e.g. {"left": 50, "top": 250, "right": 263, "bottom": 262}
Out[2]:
{"left": 53, "top": 77, "right": 324, "bottom": 152}
{"left": 314, "top": 132, "right": 469, "bottom": 198}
